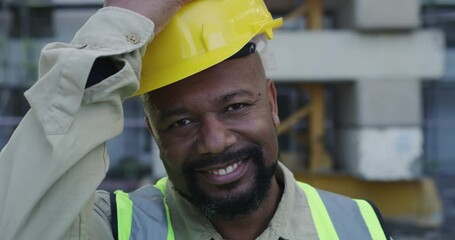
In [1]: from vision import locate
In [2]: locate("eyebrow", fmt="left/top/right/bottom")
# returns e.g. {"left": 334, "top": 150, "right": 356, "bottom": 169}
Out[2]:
{"left": 158, "top": 90, "right": 256, "bottom": 121}
{"left": 159, "top": 107, "right": 188, "bottom": 122}
{"left": 219, "top": 89, "right": 255, "bottom": 102}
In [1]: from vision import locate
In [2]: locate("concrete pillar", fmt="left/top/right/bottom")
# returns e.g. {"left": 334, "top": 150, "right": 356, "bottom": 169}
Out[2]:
{"left": 333, "top": 0, "right": 425, "bottom": 180}
{"left": 336, "top": 80, "right": 424, "bottom": 180}
{"left": 337, "top": 0, "right": 420, "bottom": 30}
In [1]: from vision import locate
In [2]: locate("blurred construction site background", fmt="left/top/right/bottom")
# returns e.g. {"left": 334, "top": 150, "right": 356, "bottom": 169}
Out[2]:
{"left": 1, "top": 0, "right": 454, "bottom": 239}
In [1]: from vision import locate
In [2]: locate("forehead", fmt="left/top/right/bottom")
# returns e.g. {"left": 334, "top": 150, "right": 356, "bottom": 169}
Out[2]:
{"left": 146, "top": 53, "right": 266, "bottom": 109}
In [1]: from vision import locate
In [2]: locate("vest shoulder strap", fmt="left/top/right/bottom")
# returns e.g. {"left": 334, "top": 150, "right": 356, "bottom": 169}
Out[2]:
{"left": 298, "top": 181, "right": 390, "bottom": 240}
{"left": 112, "top": 184, "right": 170, "bottom": 240}
{"left": 154, "top": 178, "right": 175, "bottom": 240}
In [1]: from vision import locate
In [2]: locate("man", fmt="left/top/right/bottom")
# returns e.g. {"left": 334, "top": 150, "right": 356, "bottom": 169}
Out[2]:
{"left": 0, "top": 0, "right": 391, "bottom": 239}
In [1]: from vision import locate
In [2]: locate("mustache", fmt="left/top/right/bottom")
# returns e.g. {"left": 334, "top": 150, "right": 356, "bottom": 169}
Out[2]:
{"left": 183, "top": 146, "right": 262, "bottom": 173}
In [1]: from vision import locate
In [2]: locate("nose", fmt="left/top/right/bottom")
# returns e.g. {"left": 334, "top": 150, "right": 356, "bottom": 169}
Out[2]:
{"left": 196, "top": 115, "right": 237, "bottom": 154}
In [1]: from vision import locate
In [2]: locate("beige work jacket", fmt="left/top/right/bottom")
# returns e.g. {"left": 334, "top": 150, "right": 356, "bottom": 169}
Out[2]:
{"left": 0, "top": 7, "right": 319, "bottom": 240}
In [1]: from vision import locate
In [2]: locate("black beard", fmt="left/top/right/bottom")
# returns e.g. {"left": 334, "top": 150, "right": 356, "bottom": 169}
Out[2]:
{"left": 181, "top": 146, "right": 278, "bottom": 221}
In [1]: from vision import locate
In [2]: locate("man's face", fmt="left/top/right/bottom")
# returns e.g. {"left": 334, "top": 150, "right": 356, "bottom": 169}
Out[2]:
{"left": 144, "top": 53, "right": 280, "bottom": 220}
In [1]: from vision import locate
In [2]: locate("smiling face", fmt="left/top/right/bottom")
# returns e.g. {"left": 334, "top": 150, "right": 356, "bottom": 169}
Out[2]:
{"left": 142, "top": 52, "right": 280, "bottom": 220}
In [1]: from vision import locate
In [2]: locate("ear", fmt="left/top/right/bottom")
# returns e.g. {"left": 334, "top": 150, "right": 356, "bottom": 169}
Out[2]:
{"left": 266, "top": 79, "right": 280, "bottom": 128}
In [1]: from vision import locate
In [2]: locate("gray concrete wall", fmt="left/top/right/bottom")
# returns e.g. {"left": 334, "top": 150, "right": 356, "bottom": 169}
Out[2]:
{"left": 336, "top": 80, "right": 424, "bottom": 180}
{"left": 337, "top": 0, "right": 420, "bottom": 30}
{"left": 338, "top": 80, "right": 422, "bottom": 126}
{"left": 267, "top": 30, "right": 445, "bottom": 81}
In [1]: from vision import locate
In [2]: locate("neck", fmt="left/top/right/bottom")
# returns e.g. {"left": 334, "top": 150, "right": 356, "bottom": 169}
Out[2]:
{"left": 209, "top": 176, "right": 283, "bottom": 240}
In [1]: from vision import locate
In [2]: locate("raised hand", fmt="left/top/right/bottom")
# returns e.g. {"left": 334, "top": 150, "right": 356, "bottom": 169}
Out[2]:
{"left": 105, "top": 0, "right": 193, "bottom": 34}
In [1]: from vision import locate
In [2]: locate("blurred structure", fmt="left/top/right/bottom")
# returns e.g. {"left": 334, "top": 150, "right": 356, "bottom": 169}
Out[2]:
{"left": 1, "top": 0, "right": 455, "bottom": 235}
{"left": 263, "top": 0, "right": 446, "bottom": 229}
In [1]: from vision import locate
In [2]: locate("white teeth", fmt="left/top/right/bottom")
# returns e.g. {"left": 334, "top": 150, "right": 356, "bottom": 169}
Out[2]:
{"left": 209, "top": 161, "right": 241, "bottom": 176}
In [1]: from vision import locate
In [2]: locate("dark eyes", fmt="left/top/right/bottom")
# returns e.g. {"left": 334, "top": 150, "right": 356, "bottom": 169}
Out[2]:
{"left": 225, "top": 103, "right": 247, "bottom": 112}
{"left": 169, "top": 118, "right": 192, "bottom": 129}
{"left": 167, "top": 103, "right": 249, "bottom": 130}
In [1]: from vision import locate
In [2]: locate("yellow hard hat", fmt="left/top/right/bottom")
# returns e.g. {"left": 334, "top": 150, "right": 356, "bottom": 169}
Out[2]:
{"left": 133, "top": 0, "right": 282, "bottom": 96}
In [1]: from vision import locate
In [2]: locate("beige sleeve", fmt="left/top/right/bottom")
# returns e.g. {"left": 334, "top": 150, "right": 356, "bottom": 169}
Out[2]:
{"left": 0, "top": 7, "right": 154, "bottom": 240}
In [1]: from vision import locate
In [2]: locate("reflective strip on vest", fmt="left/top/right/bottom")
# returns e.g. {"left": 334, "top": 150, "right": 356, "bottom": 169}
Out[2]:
{"left": 115, "top": 178, "right": 387, "bottom": 240}
{"left": 298, "top": 182, "right": 387, "bottom": 240}
{"left": 297, "top": 182, "right": 339, "bottom": 239}
{"left": 355, "top": 199, "right": 388, "bottom": 240}
{"left": 114, "top": 186, "right": 169, "bottom": 240}
{"left": 155, "top": 178, "right": 175, "bottom": 240}
{"left": 114, "top": 190, "right": 133, "bottom": 240}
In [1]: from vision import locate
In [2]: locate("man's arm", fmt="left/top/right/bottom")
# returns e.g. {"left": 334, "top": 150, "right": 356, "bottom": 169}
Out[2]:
{"left": 0, "top": 1, "right": 190, "bottom": 239}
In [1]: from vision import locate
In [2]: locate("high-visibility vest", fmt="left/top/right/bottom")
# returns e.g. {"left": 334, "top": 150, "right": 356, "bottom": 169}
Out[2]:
{"left": 111, "top": 178, "right": 389, "bottom": 240}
